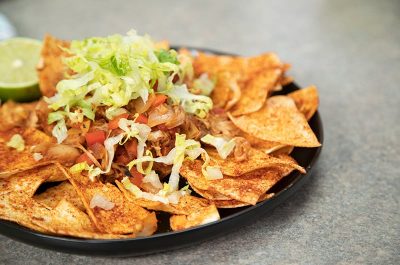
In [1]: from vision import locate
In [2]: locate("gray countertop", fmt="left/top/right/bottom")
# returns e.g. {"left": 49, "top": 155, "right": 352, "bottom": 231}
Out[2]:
{"left": 0, "top": 0, "right": 399, "bottom": 264}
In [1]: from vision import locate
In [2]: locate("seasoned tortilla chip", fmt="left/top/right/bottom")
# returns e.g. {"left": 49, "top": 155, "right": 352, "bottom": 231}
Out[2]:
{"left": 0, "top": 128, "right": 58, "bottom": 177}
{"left": 170, "top": 200, "right": 220, "bottom": 231}
{"left": 228, "top": 96, "right": 321, "bottom": 147}
{"left": 288, "top": 85, "right": 319, "bottom": 120}
{"left": 0, "top": 101, "right": 37, "bottom": 132}
{"left": 211, "top": 71, "right": 239, "bottom": 109}
{"left": 34, "top": 181, "right": 85, "bottom": 211}
{"left": 193, "top": 52, "right": 283, "bottom": 77}
{"left": 213, "top": 194, "right": 275, "bottom": 208}
{"left": 190, "top": 185, "right": 231, "bottom": 201}
{"left": 62, "top": 167, "right": 155, "bottom": 235}
{"left": 0, "top": 166, "right": 130, "bottom": 239}
{"left": 117, "top": 179, "right": 219, "bottom": 216}
{"left": 181, "top": 160, "right": 295, "bottom": 205}
{"left": 0, "top": 164, "right": 62, "bottom": 197}
{"left": 193, "top": 52, "right": 284, "bottom": 114}
{"left": 37, "top": 35, "right": 70, "bottom": 97}
{"left": 229, "top": 68, "right": 282, "bottom": 116}
{"left": 1, "top": 192, "right": 135, "bottom": 239}
{"left": 206, "top": 147, "right": 305, "bottom": 176}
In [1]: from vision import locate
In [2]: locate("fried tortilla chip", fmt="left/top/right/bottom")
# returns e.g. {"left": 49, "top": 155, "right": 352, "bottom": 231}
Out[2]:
{"left": 206, "top": 147, "right": 305, "bottom": 176}
{"left": 190, "top": 185, "right": 232, "bottom": 201}
{"left": 117, "top": 179, "right": 220, "bottom": 215}
{"left": 211, "top": 71, "right": 239, "bottom": 109}
{"left": 181, "top": 160, "right": 296, "bottom": 205}
{"left": 170, "top": 199, "right": 220, "bottom": 231}
{"left": 229, "top": 68, "right": 282, "bottom": 116}
{"left": 0, "top": 164, "right": 63, "bottom": 197}
{"left": 288, "top": 85, "right": 319, "bottom": 120}
{"left": 213, "top": 194, "right": 275, "bottom": 208}
{"left": 0, "top": 101, "right": 37, "bottom": 132}
{"left": 62, "top": 167, "right": 155, "bottom": 235}
{"left": 0, "top": 166, "right": 131, "bottom": 238}
{"left": 0, "top": 128, "right": 57, "bottom": 177}
{"left": 34, "top": 181, "right": 85, "bottom": 211}
{"left": 228, "top": 96, "right": 321, "bottom": 147}
{"left": 193, "top": 52, "right": 283, "bottom": 77}
{"left": 193, "top": 52, "right": 284, "bottom": 115}
{"left": 37, "top": 35, "right": 70, "bottom": 97}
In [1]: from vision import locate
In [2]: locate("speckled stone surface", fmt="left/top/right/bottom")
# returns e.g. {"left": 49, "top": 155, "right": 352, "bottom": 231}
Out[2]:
{"left": 0, "top": 0, "right": 399, "bottom": 264}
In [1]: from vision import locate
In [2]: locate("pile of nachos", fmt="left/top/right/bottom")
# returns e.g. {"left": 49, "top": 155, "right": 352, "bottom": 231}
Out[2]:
{"left": 0, "top": 30, "right": 320, "bottom": 238}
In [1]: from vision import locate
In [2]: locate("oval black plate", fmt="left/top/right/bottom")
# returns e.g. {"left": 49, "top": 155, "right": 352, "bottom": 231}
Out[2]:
{"left": 0, "top": 47, "right": 323, "bottom": 257}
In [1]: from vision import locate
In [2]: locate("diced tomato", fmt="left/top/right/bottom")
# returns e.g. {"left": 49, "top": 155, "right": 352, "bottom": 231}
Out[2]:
{"left": 108, "top": 113, "right": 130, "bottom": 130}
{"left": 135, "top": 114, "right": 148, "bottom": 124}
{"left": 76, "top": 153, "right": 95, "bottom": 165}
{"left": 124, "top": 139, "right": 138, "bottom": 158}
{"left": 129, "top": 167, "right": 144, "bottom": 187}
{"left": 152, "top": 94, "right": 168, "bottom": 108}
{"left": 85, "top": 130, "right": 106, "bottom": 146}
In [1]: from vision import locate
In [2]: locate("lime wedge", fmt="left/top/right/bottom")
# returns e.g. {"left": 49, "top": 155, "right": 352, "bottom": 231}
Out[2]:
{"left": 0, "top": 37, "right": 42, "bottom": 102}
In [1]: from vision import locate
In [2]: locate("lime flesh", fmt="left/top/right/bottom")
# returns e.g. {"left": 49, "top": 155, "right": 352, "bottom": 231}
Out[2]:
{"left": 0, "top": 38, "right": 42, "bottom": 102}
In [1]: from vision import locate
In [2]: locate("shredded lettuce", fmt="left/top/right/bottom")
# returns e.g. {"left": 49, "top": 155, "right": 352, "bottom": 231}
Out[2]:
{"left": 52, "top": 119, "right": 68, "bottom": 144}
{"left": 46, "top": 30, "right": 187, "bottom": 142}
{"left": 6, "top": 134, "right": 25, "bottom": 152}
{"left": 165, "top": 84, "right": 213, "bottom": 118}
{"left": 191, "top": 73, "right": 215, "bottom": 96}
{"left": 201, "top": 134, "right": 236, "bottom": 159}
{"left": 127, "top": 133, "right": 222, "bottom": 191}
{"left": 121, "top": 177, "right": 170, "bottom": 204}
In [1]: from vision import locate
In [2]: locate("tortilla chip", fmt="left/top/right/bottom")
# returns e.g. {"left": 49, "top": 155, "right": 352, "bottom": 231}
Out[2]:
{"left": 117, "top": 179, "right": 219, "bottom": 215}
{"left": 37, "top": 35, "right": 70, "bottom": 97}
{"left": 62, "top": 167, "right": 155, "bottom": 235}
{"left": 0, "top": 166, "right": 131, "bottom": 238}
{"left": 193, "top": 52, "right": 283, "bottom": 77}
{"left": 0, "top": 128, "right": 57, "bottom": 177}
{"left": 170, "top": 200, "right": 220, "bottom": 231}
{"left": 0, "top": 164, "right": 62, "bottom": 197}
{"left": 0, "top": 101, "right": 37, "bottom": 132}
{"left": 34, "top": 181, "right": 85, "bottom": 211}
{"left": 228, "top": 96, "right": 321, "bottom": 147}
{"left": 206, "top": 147, "right": 305, "bottom": 176}
{"left": 193, "top": 52, "right": 284, "bottom": 115}
{"left": 229, "top": 68, "right": 282, "bottom": 116}
{"left": 213, "top": 193, "right": 275, "bottom": 208}
{"left": 181, "top": 160, "right": 295, "bottom": 205}
{"left": 211, "top": 71, "right": 238, "bottom": 109}
{"left": 288, "top": 85, "right": 319, "bottom": 120}
{"left": 190, "top": 185, "right": 232, "bottom": 201}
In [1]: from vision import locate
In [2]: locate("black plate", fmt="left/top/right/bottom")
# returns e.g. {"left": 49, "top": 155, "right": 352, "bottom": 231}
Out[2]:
{"left": 0, "top": 47, "right": 323, "bottom": 257}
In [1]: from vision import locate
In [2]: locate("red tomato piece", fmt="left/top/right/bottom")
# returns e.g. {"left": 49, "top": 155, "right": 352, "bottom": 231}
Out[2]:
{"left": 85, "top": 130, "right": 106, "bottom": 146}
{"left": 108, "top": 113, "right": 130, "bottom": 130}
{"left": 135, "top": 114, "right": 148, "bottom": 124}
{"left": 152, "top": 94, "right": 168, "bottom": 108}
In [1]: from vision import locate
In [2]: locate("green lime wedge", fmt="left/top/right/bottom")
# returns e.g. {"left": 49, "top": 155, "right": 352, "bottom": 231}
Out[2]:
{"left": 0, "top": 37, "right": 42, "bottom": 102}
